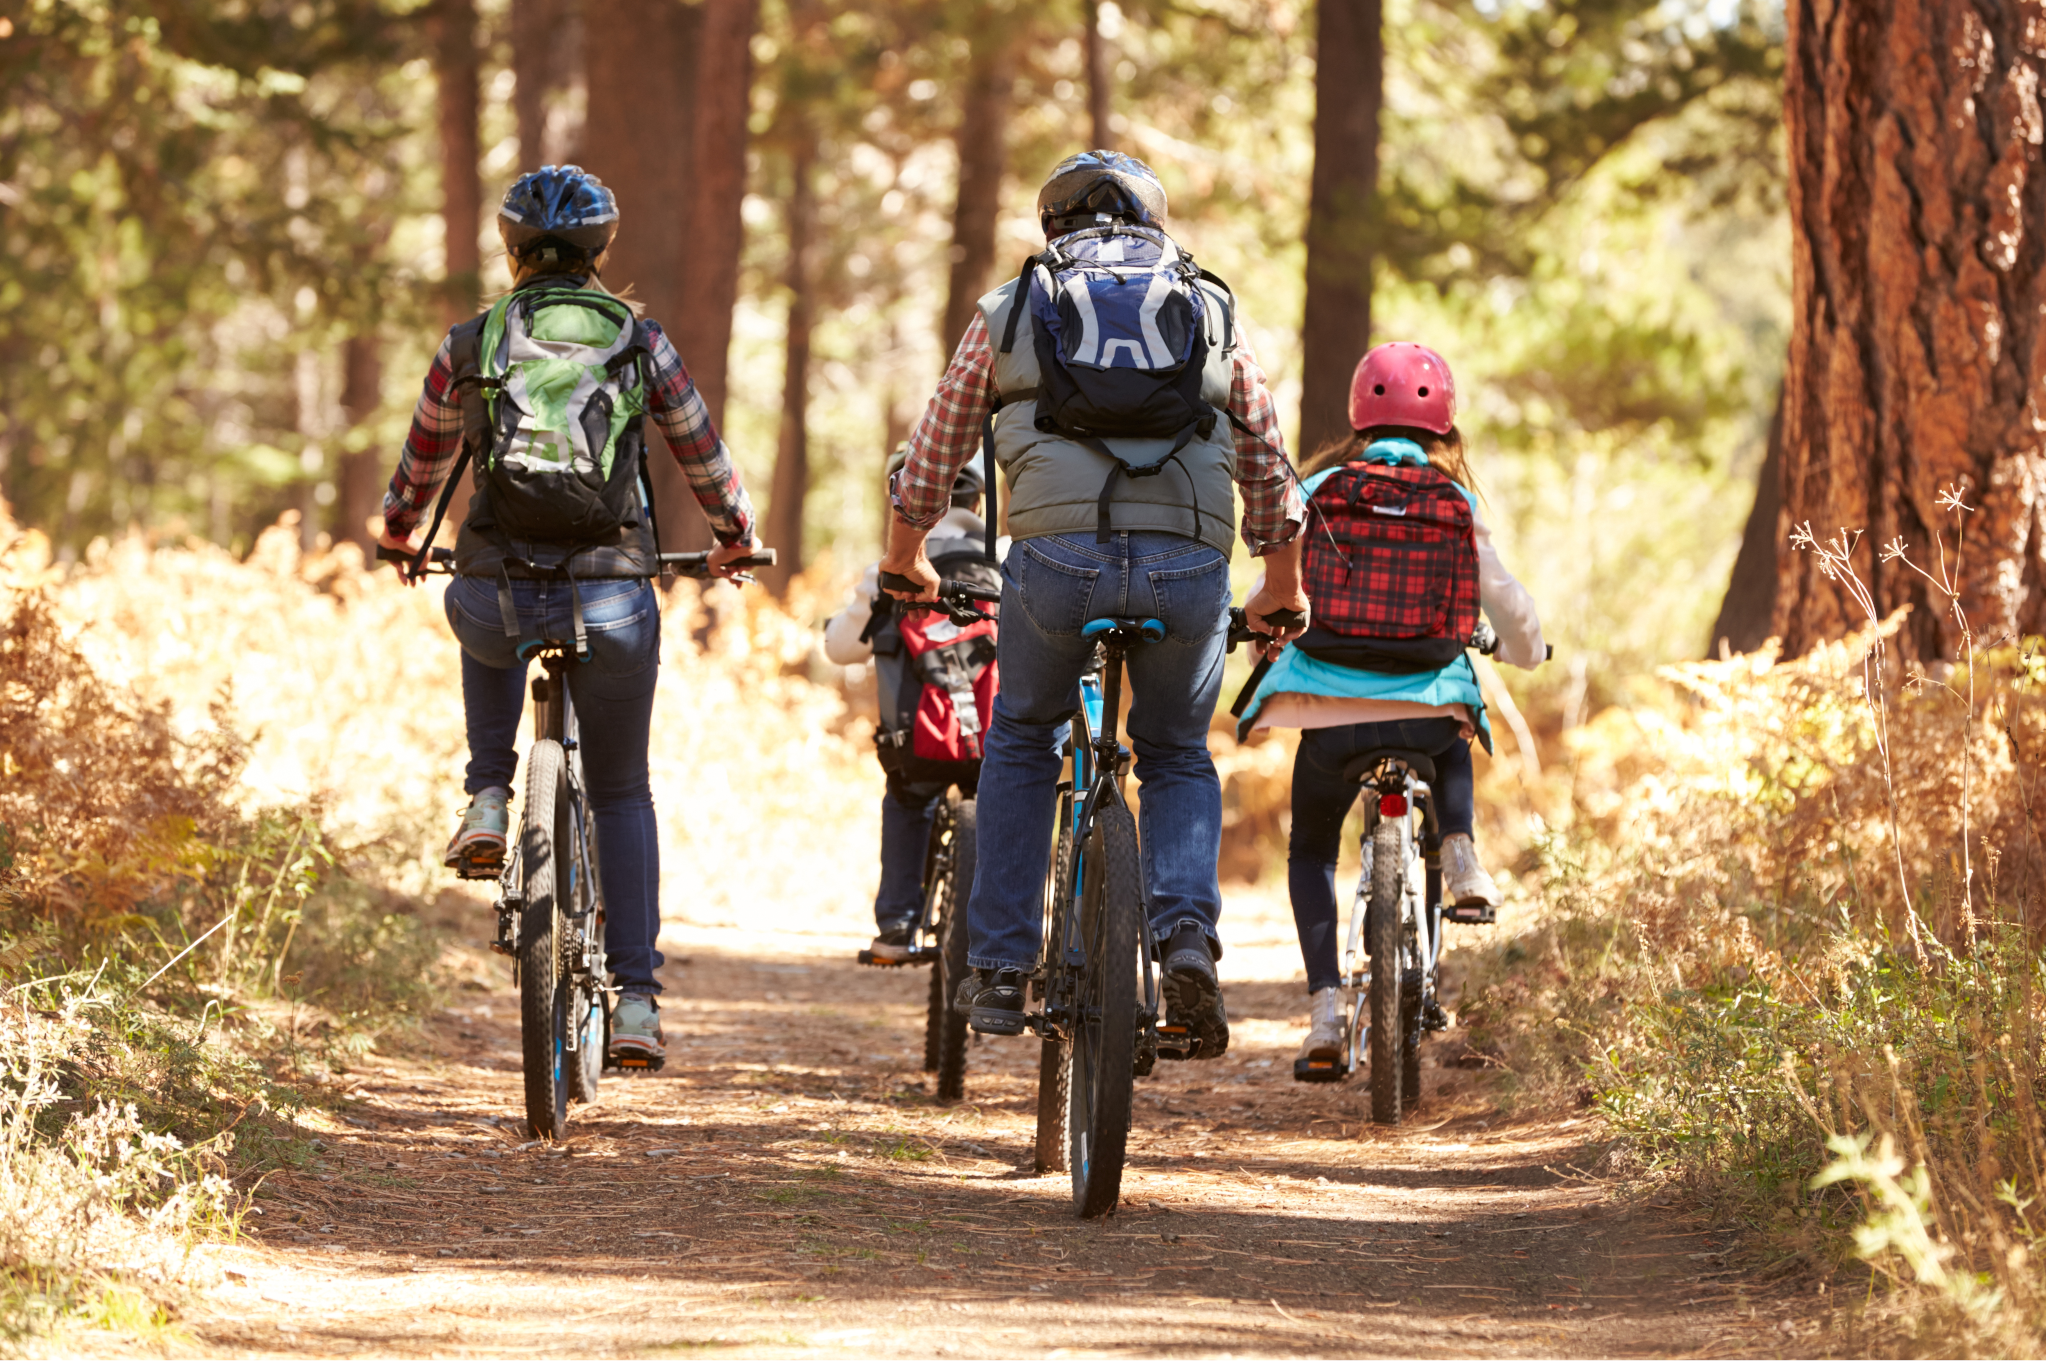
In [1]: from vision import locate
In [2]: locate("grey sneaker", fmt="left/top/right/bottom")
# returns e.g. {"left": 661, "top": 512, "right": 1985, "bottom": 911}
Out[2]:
{"left": 444, "top": 787, "right": 509, "bottom": 874}
{"left": 608, "top": 992, "right": 666, "bottom": 1068}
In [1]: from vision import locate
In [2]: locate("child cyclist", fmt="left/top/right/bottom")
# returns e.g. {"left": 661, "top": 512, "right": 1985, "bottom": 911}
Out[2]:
{"left": 822, "top": 448, "right": 1005, "bottom": 963}
{"left": 1234, "top": 343, "right": 1545, "bottom": 1071}
{"left": 377, "top": 166, "right": 761, "bottom": 1069}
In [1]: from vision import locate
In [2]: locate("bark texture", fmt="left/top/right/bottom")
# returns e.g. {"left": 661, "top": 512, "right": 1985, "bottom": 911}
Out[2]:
{"left": 1085, "top": 1, "right": 1113, "bottom": 152}
{"left": 1779, "top": 0, "right": 2046, "bottom": 659}
{"left": 513, "top": 0, "right": 583, "bottom": 166}
{"left": 335, "top": 334, "right": 385, "bottom": 555}
{"left": 676, "top": 0, "right": 760, "bottom": 439}
{"left": 1299, "top": 0, "right": 1383, "bottom": 461}
{"left": 582, "top": 0, "right": 702, "bottom": 549}
{"left": 1710, "top": 390, "right": 1785, "bottom": 655}
{"left": 940, "top": 30, "right": 1016, "bottom": 360}
{"left": 763, "top": 138, "right": 818, "bottom": 598}
{"left": 434, "top": 0, "right": 482, "bottom": 326}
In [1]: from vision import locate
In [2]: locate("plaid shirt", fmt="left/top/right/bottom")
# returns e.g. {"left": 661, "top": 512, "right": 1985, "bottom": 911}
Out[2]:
{"left": 382, "top": 311, "right": 755, "bottom": 546}
{"left": 892, "top": 311, "right": 1305, "bottom": 553}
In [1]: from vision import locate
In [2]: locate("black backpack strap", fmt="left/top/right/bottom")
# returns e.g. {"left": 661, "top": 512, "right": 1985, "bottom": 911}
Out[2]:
{"left": 1196, "top": 269, "right": 1236, "bottom": 351}
{"left": 411, "top": 318, "right": 493, "bottom": 581}
{"left": 982, "top": 404, "right": 1000, "bottom": 565}
{"left": 1082, "top": 424, "right": 1207, "bottom": 545}
{"left": 997, "top": 256, "right": 1042, "bottom": 355}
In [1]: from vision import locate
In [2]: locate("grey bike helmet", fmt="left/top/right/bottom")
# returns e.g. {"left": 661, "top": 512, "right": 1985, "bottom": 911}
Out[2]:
{"left": 1037, "top": 150, "right": 1168, "bottom": 235}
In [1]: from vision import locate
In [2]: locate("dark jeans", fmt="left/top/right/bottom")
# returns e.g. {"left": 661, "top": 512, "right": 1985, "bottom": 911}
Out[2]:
{"left": 445, "top": 575, "right": 665, "bottom": 995}
{"left": 876, "top": 777, "right": 947, "bottom": 931}
{"left": 966, "top": 532, "right": 1231, "bottom": 971}
{"left": 1286, "top": 717, "right": 1474, "bottom": 993}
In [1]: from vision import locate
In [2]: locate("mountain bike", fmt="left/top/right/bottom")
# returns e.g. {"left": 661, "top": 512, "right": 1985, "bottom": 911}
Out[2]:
{"left": 1026, "top": 604, "right": 1301, "bottom": 1217}
{"left": 862, "top": 575, "right": 1001, "bottom": 1104}
{"left": 380, "top": 544, "right": 774, "bottom": 1140}
{"left": 1290, "top": 624, "right": 1545, "bottom": 1125}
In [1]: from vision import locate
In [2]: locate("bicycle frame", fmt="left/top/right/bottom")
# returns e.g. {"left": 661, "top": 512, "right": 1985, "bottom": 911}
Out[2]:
{"left": 1036, "top": 639, "right": 1161, "bottom": 1069}
{"left": 491, "top": 652, "right": 608, "bottom": 1047}
{"left": 1344, "top": 763, "right": 1446, "bottom": 1078}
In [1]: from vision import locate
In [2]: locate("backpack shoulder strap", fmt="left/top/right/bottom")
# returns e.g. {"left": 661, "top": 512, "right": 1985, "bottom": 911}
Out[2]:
{"left": 996, "top": 255, "right": 1042, "bottom": 356}
{"left": 409, "top": 316, "right": 491, "bottom": 580}
{"left": 1196, "top": 270, "right": 1237, "bottom": 352}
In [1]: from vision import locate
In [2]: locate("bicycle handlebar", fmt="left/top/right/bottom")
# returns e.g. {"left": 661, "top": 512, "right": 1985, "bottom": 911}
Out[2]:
{"left": 1468, "top": 622, "right": 1551, "bottom": 660}
{"left": 373, "top": 545, "right": 778, "bottom": 582}
{"left": 1225, "top": 606, "right": 1306, "bottom": 651}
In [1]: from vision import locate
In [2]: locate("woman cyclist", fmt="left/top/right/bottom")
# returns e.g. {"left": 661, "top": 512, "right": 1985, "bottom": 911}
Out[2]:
{"left": 377, "top": 166, "right": 761, "bottom": 1069}
{"left": 1234, "top": 343, "right": 1544, "bottom": 1072}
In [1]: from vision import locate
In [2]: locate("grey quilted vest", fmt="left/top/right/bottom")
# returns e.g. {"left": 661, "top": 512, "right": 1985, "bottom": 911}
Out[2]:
{"left": 976, "top": 276, "right": 1241, "bottom": 556}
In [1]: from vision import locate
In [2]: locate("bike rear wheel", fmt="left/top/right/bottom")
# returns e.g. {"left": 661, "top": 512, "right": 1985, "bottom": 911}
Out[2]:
{"left": 920, "top": 799, "right": 954, "bottom": 1072}
{"left": 1367, "top": 816, "right": 1405, "bottom": 1126}
{"left": 1069, "top": 805, "right": 1139, "bottom": 1218}
{"left": 933, "top": 795, "right": 975, "bottom": 1102}
{"left": 519, "top": 740, "right": 571, "bottom": 1139}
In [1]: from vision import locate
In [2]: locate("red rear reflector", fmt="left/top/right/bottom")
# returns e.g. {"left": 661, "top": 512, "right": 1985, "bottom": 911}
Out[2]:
{"left": 1379, "top": 793, "right": 1408, "bottom": 817}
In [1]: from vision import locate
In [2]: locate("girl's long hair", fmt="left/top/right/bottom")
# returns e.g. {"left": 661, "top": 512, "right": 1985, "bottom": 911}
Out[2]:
{"left": 497, "top": 246, "right": 644, "bottom": 315}
{"left": 1302, "top": 424, "right": 1481, "bottom": 499}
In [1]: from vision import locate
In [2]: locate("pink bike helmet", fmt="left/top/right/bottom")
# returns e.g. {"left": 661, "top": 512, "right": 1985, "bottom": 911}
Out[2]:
{"left": 1348, "top": 343, "right": 1456, "bottom": 434}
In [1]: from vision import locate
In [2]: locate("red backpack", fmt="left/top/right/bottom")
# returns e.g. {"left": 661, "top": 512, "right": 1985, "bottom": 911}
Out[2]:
{"left": 894, "top": 611, "right": 999, "bottom": 766}
{"left": 1297, "top": 462, "right": 1480, "bottom": 673}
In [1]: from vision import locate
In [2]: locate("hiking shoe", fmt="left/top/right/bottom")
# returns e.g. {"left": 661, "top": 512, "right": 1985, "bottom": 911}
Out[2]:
{"left": 865, "top": 921, "right": 917, "bottom": 965}
{"left": 1441, "top": 833, "right": 1500, "bottom": 909}
{"left": 1294, "top": 985, "right": 1348, "bottom": 1082}
{"left": 444, "top": 787, "right": 509, "bottom": 875}
{"left": 608, "top": 992, "right": 666, "bottom": 1067}
{"left": 1159, "top": 921, "right": 1228, "bottom": 1060}
{"left": 957, "top": 968, "right": 1026, "bottom": 1036}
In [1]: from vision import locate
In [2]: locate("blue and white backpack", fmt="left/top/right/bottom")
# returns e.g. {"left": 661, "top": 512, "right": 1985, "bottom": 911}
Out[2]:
{"left": 995, "top": 226, "right": 1236, "bottom": 536}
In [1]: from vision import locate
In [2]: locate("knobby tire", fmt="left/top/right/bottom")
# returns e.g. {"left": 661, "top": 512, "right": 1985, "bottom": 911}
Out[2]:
{"left": 519, "top": 741, "right": 570, "bottom": 1139}
{"left": 934, "top": 796, "right": 975, "bottom": 1102}
{"left": 1034, "top": 810, "right": 1077, "bottom": 1173}
{"left": 1070, "top": 805, "right": 1139, "bottom": 1218}
{"left": 920, "top": 799, "right": 954, "bottom": 1074}
{"left": 1368, "top": 817, "right": 1405, "bottom": 1126}
{"left": 567, "top": 786, "right": 603, "bottom": 1105}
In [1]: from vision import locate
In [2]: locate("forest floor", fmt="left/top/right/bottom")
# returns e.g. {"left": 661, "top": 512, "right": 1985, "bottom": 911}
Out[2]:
{"left": 135, "top": 892, "right": 1826, "bottom": 1360}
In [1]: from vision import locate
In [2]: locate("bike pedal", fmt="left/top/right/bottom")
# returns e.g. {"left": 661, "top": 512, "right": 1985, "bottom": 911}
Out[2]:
{"left": 609, "top": 1053, "right": 666, "bottom": 1073}
{"left": 1155, "top": 1024, "right": 1199, "bottom": 1062}
{"left": 1444, "top": 904, "right": 1496, "bottom": 925}
{"left": 1294, "top": 1057, "right": 1349, "bottom": 1084}
{"left": 454, "top": 854, "right": 505, "bottom": 881}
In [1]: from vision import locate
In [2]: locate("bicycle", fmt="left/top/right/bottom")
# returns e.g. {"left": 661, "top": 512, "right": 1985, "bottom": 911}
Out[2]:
{"left": 860, "top": 575, "right": 1002, "bottom": 1104}
{"left": 1026, "top": 604, "right": 1302, "bottom": 1216}
{"left": 1290, "top": 624, "right": 1550, "bottom": 1126}
{"left": 379, "top": 543, "right": 775, "bottom": 1139}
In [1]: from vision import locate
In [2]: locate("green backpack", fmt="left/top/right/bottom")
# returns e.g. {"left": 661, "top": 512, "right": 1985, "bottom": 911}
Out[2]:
{"left": 469, "top": 284, "right": 653, "bottom": 546}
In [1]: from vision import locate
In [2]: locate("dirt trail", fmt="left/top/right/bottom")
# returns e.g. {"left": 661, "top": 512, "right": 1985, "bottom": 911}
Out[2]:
{"left": 175, "top": 897, "right": 1816, "bottom": 1359}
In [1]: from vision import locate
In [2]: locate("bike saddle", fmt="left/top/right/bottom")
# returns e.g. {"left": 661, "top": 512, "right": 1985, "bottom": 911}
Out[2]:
{"left": 1341, "top": 749, "right": 1438, "bottom": 787}
{"left": 1081, "top": 616, "right": 1167, "bottom": 644}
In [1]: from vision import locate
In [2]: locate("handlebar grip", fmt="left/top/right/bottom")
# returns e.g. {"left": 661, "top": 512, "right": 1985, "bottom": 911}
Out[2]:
{"left": 939, "top": 578, "right": 1002, "bottom": 604}
{"left": 878, "top": 569, "right": 927, "bottom": 596}
{"left": 375, "top": 545, "right": 409, "bottom": 564}
{"left": 1261, "top": 608, "right": 1305, "bottom": 631}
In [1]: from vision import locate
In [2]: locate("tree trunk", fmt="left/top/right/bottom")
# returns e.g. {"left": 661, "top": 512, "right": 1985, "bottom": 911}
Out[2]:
{"left": 583, "top": 0, "right": 702, "bottom": 549}
{"left": 336, "top": 334, "right": 385, "bottom": 555}
{"left": 513, "top": 0, "right": 584, "bottom": 167}
{"left": 1085, "top": 1, "right": 1113, "bottom": 151}
{"left": 763, "top": 137, "right": 818, "bottom": 598}
{"left": 1778, "top": 0, "right": 2046, "bottom": 660}
{"left": 676, "top": 0, "right": 759, "bottom": 439}
{"left": 1298, "top": 0, "right": 1383, "bottom": 462}
{"left": 1709, "top": 389, "right": 1784, "bottom": 656}
{"left": 434, "top": 0, "right": 483, "bottom": 327}
{"left": 940, "top": 29, "right": 1016, "bottom": 360}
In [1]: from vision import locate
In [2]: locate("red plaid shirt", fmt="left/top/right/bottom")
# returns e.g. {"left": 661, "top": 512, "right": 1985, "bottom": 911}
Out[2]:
{"left": 893, "top": 312, "right": 1305, "bottom": 553}
{"left": 382, "top": 314, "right": 755, "bottom": 545}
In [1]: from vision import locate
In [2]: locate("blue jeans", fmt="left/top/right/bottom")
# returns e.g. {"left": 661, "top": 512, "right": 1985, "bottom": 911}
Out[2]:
{"left": 1287, "top": 717, "right": 1473, "bottom": 993}
{"left": 876, "top": 779, "right": 946, "bottom": 930}
{"left": 445, "top": 575, "right": 666, "bottom": 995}
{"left": 966, "top": 532, "right": 1231, "bottom": 972}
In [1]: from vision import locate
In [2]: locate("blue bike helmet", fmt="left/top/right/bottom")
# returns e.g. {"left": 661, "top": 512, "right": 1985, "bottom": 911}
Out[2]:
{"left": 498, "top": 165, "right": 619, "bottom": 269}
{"left": 1037, "top": 150, "right": 1168, "bottom": 235}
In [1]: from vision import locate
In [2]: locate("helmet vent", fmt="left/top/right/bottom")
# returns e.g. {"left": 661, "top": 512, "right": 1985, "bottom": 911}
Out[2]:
{"left": 1417, "top": 386, "right": 1429, "bottom": 396}
{"left": 1373, "top": 384, "right": 1385, "bottom": 395}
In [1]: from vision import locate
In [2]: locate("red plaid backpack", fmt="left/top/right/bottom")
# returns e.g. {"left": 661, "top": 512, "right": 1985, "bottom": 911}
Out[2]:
{"left": 1296, "top": 461, "right": 1480, "bottom": 673}
{"left": 870, "top": 543, "right": 1002, "bottom": 782}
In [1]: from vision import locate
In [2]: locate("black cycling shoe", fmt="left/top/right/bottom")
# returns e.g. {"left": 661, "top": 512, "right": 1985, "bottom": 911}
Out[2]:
{"left": 1158, "top": 921, "right": 1229, "bottom": 1060}
{"left": 957, "top": 968, "right": 1027, "bottom": 1036}
{"left": 862, "top": 921, "right": 917, "bottom": 966}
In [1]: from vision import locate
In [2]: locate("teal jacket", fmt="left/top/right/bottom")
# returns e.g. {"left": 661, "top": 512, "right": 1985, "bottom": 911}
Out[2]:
{"left": 1237, "top": 438, "right": 1492, "bottom": 748}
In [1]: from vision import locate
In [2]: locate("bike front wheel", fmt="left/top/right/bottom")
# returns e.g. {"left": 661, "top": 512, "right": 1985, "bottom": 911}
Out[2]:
{"left": 1367, "top": 816, "right": 1405, "bottom": 1125}
{"left": 519, "top": 740, "right": 572, "bottom": 1139}
{"left": 933, "top": 795, "right": 976, "bottom": 1102}
{"left": 1068, "top": 804, "right": 1139, "bottom": 1218}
